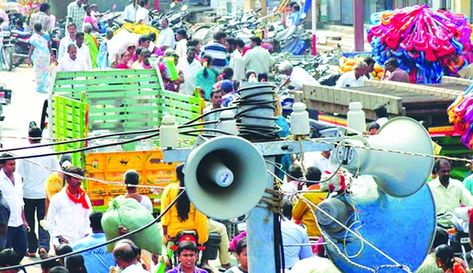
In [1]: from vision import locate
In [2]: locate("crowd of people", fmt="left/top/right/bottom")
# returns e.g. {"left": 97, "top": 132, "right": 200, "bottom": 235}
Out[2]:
{"left": 2, "top": 0, "right": 471, "bottom": 273}
{"left": 16, "top": 0, "right": 413, "bottom": 108}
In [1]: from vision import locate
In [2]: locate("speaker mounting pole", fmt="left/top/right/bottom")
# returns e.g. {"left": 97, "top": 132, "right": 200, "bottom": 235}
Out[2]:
{"left": 246, "top": 156, "right": 277, "bottom": 272}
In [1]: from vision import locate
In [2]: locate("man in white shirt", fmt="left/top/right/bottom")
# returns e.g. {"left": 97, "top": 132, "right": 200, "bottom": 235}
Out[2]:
{"left": 135, "top": 0, "right": 150, "bottom": 24}
{"left": 243, "top": 36, "right": 274, "bottom": 75}
{"left": 228, "top": 38, "right": 245, "bottom": 82}
{"left": 157, "top": 18, "right": 175, "bottom": 51}
{"left": 75, "top": 32, "right": 92, "bottom": 70}
{"left": 57, "top": 44, "right": 88, "bottom": 72}
{"left": 0, "top": 154, "right": 28, "bottom": 262}
{"left": 177, "top": 46, "right": 201, "bottom": 95}
{"left": 428, "top": 159, "right": 473, "bottom": 227}
{"left": 174, "top": 29, "right": 188, "bottom": 59}
{"left": 123, "top": 0, "right": 139, "bottom": 23}
{"left": 58, "top": 22, "right": 77, "bottom": 60}
{"left": 278, "top": 60, "right": 319, "bottom": 90}
{"left": 335, "top": 61, "right": 368, "bottom": 88}
{"left": 16, "top": 127, "right": 60, "bottom": 257}
{"left": 47, "top": 166, "right": 92, "bottom": 247}
{"left": 303, "top": 150, "right": 335, "bottom": 174}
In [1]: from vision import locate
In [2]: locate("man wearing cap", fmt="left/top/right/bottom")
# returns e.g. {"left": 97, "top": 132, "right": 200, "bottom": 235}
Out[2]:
{"left": 16, "top": 127, "right": 60, "bottom": 257}
{"left": 278, "top": 60, "right": 319, "bottom": 90}
{"left": 243, "top": 36, "right": 274, "bottom": 75}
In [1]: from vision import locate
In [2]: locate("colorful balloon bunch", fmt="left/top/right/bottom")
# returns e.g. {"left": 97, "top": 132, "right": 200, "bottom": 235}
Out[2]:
{"left": 368, "top": 5, "right": 472, "bottom": 84}
{"left": 448, "top": 84, "right": 473, "bottom": 149}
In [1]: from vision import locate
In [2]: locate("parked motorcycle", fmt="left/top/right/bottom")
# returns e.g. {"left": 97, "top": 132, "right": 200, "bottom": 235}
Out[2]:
{"left": 0, "top": 25, "right": 13, "bottom": 71}
{"left": 11, "top": 29, "right": 31, "bottom": 67}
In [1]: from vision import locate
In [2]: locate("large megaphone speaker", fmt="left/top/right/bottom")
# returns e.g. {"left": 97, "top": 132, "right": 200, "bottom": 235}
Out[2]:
{"left": 332, "top": 117, "right": 433, "bottom": 197}
{"left": 183, "top": 136, "right": 268, "bottom": 220}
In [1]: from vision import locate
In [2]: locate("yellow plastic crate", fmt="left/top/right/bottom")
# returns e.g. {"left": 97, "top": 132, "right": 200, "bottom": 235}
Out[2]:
{"left": 84, "top": 150, "right": 178, "bottom": 211}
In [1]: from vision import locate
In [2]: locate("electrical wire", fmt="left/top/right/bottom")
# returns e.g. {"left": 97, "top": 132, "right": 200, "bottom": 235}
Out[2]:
{"left": 269, "top": 170, "right": 410, "bottom": 272}
{"left": 298, "top": 194, "right": 407, "bottom": 269}
{"left": 265, "top": 159, "right": 343, "bottom": 186}
{"left": 0, "top": 127, "right": 161, "bottom": 153}
{"left": 0, "top": 121, "right": 217, "bottom": 154}
{"left": 0, "top": 123, "right": 238, "bottom": 161}
{"left": 182, "top": 106, "right": 238, "bottom": 126}
{"left": 179, "top": 128, "right": 235, "bottom": 136}
{"left": 23, "top": 158, "right": 184, "bottom": 190}
{"left": 0, "top": 131, "right": 161, "bottom": 161}
{"left": 0, "top": 190, "right": 185, "bottom": 271}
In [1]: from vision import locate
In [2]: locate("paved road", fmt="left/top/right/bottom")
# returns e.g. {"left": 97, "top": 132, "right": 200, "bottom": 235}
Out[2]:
{"left": 0, "top": 65, "right": 48, "bottom": 148}
{"left": 0, "top": 65, "right": 47, "bottom": 272}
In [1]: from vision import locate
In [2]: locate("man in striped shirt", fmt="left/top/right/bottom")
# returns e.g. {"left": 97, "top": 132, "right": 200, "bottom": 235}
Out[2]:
{"left": 201, "top": 31, "right": 228, "bottom": 72}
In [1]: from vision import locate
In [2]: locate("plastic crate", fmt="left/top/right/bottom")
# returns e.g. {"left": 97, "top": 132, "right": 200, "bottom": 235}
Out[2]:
{"left": 84, "top": 150, "right": 178, "bottom": 211}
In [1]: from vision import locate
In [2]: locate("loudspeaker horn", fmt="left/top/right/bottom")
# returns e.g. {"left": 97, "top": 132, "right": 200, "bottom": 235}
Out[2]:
{"left": 184, "top": 136, "right": 268, "bottom": 220}
{"left": 332, "top": 117, "right": 433, "bottom": 197}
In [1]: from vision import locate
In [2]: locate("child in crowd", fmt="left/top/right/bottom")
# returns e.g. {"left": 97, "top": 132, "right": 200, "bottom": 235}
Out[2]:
{"left": 225, "top": 238, "right": 248, "bottom": 273}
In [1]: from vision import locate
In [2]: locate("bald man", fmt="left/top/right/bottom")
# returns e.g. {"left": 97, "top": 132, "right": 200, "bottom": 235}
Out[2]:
{"left": 57, "top": 44, "right": 88, "bottom": 72}
{"left": 278, "top": 60, "right": 319, "bottom": 90}
{"left": 112, "top": 241, "right": 148, "bottom": 273}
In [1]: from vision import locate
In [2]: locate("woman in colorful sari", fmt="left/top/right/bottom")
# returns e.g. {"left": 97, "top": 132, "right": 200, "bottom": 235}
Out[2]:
{"left": 28, "top": 22, "right": 51, "bottom": 93}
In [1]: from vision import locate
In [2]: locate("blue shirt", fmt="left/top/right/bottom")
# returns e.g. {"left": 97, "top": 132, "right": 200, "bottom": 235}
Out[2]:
{"left": 281, "top": 219, "right": 313, "bottom": 269}
{"left": 72, "top": 233, "right": 116, "bottom": 273}
{"left": 288, "top": 12, "right": 302, "bottom": 26}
